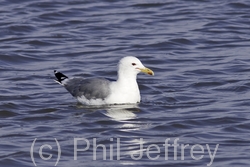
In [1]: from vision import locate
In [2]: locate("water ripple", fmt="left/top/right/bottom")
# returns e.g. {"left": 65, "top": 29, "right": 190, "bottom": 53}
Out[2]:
{"left": 1, "top": 0, "right": 250, "bottom": 166}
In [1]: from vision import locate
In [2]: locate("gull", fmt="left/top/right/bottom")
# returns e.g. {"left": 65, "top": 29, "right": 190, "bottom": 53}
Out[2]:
{"left": 54, "top": 56, "right": 154, "bottom": 105}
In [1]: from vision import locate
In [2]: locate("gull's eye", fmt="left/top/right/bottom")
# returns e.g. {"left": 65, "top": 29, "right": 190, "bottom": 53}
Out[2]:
{"left": 132, "top": 63, "right": 136, "bottom": 66}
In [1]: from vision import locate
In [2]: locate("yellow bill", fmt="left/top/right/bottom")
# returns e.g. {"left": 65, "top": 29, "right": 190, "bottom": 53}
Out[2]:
{"left": 139, "top": 67, "right": 154, "bottom": 76}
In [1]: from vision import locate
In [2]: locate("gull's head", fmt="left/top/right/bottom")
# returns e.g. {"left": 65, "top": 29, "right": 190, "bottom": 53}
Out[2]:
{"left": 118, "top": 56, "right": 154, "bottom": 77}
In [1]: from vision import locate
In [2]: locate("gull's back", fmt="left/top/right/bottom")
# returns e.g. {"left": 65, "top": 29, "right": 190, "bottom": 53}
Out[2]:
{"left": 64, "top": 77, "right": 111, "bottom": 100}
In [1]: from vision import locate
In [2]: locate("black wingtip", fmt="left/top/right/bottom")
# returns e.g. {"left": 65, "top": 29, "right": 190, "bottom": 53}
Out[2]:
{"left": 54, "top": 70, "right": 68, "bottom": 84}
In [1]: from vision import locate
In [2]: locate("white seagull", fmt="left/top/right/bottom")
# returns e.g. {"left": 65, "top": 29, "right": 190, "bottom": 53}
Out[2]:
{"left": 54, "top": 56, "right": 154, "bottom": 105}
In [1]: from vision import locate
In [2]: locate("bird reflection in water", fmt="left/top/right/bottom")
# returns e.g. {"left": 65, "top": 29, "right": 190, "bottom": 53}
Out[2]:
{"left": 104, "top": 104, "right": 140, "bottom": 121}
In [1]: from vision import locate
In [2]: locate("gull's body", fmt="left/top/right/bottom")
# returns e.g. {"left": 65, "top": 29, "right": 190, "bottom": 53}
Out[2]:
{"left": 54, "top": 56, "right": 154, "bottom": 105}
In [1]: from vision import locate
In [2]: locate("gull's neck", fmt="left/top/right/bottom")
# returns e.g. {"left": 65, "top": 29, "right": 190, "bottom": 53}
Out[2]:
{"left": 106, "top": 68, "right": 140, "bottom": 104}
{"left": 117, "top": 70, "right": 138, "bottom": 85}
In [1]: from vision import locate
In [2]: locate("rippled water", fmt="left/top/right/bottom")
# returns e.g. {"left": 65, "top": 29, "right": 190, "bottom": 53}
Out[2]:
{"left": 1, "top": 0, "right": 250, "bottom": 166}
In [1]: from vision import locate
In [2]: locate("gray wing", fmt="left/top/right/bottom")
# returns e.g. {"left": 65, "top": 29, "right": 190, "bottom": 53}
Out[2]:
{"left": 64, "top": 77, "right": 111, "bottom": 100}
